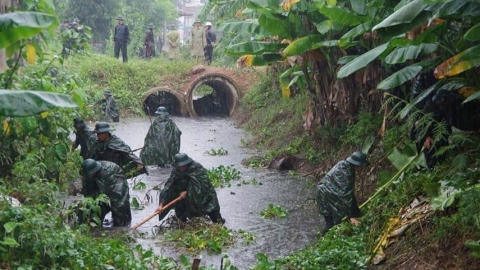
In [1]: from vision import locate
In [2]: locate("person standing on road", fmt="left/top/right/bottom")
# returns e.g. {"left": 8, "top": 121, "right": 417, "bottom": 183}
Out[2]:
{"left": 113, "top": 15, "right": 130, "bottom": 62}
{"left": 190, "top": 19, "right": 206, "bottom": 62}
{"left": 144, "top": 23, "right": 156, "bottom": 59}
{"left": 140, "top": 106, "right": 182, "bottom": 167}
{"left": 166, "top": 24, "right": 180, "bottom": 60}
{"left": 156, "top": 153, "right": 225, "bottom": 224}
{"left": 81, "top": 159, "right": 132, "bottom": 227}
{"left": 204, "top": 22, "right": 216, "bottom": 65}
{"left": 88, "top": 122, "right": 146, "bottom": 178}
{"left": 316, "top": 151, "right": 368, "bottom": 235}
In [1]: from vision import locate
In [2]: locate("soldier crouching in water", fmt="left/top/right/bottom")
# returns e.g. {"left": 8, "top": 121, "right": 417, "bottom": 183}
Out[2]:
{"left": 316, "top": 151, "right": 368, "bottom": 235}
{"left": 95, "top": 90, "right": 120, "bottom": 122}
{"left": 88, "top": 122, "right": 147, "bottom": 178}
{"left": 156, "top": 153, "right": 225, "bottom": 224}
{"left": 81, "top": 159, "right": 132, "bottom": 227}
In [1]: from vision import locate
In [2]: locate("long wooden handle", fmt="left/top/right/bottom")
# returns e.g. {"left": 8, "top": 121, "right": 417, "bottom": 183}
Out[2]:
{"left": 132, "top": 196, "right": 183, "bottom": 230}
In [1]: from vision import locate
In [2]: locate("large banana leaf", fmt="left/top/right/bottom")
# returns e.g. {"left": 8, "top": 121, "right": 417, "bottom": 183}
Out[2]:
{"left": 434, "top": 44, "right": 480, "bottom": 79}
{"left": 339, "top": 21, "right": 376, "bottom": 48}
{"left": 316, "top": 5, "right": 368, "bottom": 26}
{"left": 315, "top": 20, "right": 344, "bottom": 34}
{"left": 0, "top": 12, "right": 56, "bottom": 49}
{"left": 464, "top": 22, "right": 480, "bottom": 42}
{"left": 248, "top": 0, "right": 284, "bottom": 14}
{"left": 283, "top": 36, "right": 338, "bottom": 56}
{"left": 385, "top": 43, "right": 438, "bottom": 64}
{"left": 225, "top": 41, "right": 287, "bottom": 56}
{"left": 0, "top": 90, "right": 77, "bottom": 117}
{"left": 337, "top": 43, "right": 390, "bottom": 78}
{"left": 258, "top": 12, "right": 305, "bottom": 39}
{"left": 372, "top": 0, "right": 430, "bottom": 38}
{"left": 216, "top": 20, "right": 269, "bottom": 36}
{"left": 377, "top": 66, "right": 423, "bottom": 90}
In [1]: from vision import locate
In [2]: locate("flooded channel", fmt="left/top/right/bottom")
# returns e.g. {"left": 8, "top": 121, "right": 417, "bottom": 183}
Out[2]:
{"left": 77, "top": 117, "right": 322, "bottom": 269}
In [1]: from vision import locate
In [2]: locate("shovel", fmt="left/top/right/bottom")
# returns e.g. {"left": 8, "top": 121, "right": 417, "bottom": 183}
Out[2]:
{"left": 132, "top": 195, "right": 183, "bottom": 230}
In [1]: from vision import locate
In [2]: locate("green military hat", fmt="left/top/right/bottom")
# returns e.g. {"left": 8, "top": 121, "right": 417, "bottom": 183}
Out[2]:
{"left": 174, "top": 153, "right": 193, "bottom": 167}
{"left": 169, "top": 24, "right": 177, "bottom": 30}
{"left": 194, "top": 19, "right": 201, "bottom": 24}
{"left": 73, "top": 18, "right": 80, "bottom": 23}
{"left": 103, "top": 89, "right": 112, "bottom": 96}
{"left": 346, "top": 151, "right": 368, "bottom": 167}
{"left": 94, "top": 122, "right": 111, "bottom": 133}
{"left": 148, "top": 23, "right": 154, "bottom": 29}
{"left": 82, "top": 159, "right": 102, "bottom": 175}
{"left": 73, "top": 117, "right": 86, "bottom": 128}
{"left": 116, "top": 15, "right": 124, "bottom": 21}
{"left": 154, "top": 106, "right": 169, "bottom": 115}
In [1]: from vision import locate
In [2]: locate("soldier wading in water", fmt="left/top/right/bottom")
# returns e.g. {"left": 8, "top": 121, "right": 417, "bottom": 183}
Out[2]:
{"left": 156, "top": 153, "right": 225, "bottom": 224}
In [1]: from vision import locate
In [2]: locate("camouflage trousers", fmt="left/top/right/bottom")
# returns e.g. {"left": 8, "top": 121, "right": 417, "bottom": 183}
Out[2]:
{"left": 158, "top": 198, "right": 224, "bottom": 224}
{"left": 101, "top": 200, "right": 132, "bottom": 227}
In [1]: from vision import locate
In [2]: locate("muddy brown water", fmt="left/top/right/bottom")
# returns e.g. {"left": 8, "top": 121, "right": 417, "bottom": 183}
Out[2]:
{"left": 71, "top": 117, "right": 322, "bottom": 269}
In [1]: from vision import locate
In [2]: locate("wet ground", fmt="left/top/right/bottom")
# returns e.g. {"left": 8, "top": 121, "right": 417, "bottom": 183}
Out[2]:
{"left": 77, "top": 117, "right": 322, "bottom": 269}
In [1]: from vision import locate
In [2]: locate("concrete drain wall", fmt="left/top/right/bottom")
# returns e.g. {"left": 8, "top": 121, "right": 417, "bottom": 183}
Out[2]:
{"left": 143, "top": 73, "right": 240, "bottom": 117}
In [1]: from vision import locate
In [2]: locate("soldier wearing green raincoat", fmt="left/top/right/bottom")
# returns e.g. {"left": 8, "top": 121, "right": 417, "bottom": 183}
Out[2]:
{"left": 95, "top": 90, "right": 119, "bottom": 122}
{"left": 316, "top": 151, "right": 368, "bottom": 235}
{"left": 140, "top": 106, "right": 182, "bottom": 167}
{"left": 156, "top": 153, "right": 225, "bottom": 224}
{"left": 88, "top": 122, "right": 146, "bottom": 177}
{"left": 81, "top": 159, "right": 131, "bottom": 227}
{"left": 72, "top": 118, "right": 97, "bottom": 160}
{"left": 166, "top": 25, "right": 180, "bottom": 60}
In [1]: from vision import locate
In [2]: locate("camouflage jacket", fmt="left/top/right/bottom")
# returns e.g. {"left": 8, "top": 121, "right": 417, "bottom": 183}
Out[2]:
{"left": 88, "top": 134, "right": 143, "bottom": 177}
{"left": 104, "top": 96, "right": 119, "bottom": 120}
{"left": 140, "top": 116, "right": 182, "bottom": 166}
{"left": 82, "top": 161, "right": 130, "bottom": 208}
{"left": 160, "top": 161, "right": 219, "bottom": 217}
{"left": 316, "top": 160, "right": 357, "bottom": 224}
{"left": 73, "top": 125, "right": 97, "bottom": 159}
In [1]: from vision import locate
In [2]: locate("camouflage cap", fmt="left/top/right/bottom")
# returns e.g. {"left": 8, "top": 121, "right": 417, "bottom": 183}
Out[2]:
{"left": 103, "top": 89, "right": 112, "bottom": 96}
{"left": 94, "top": 122, "right": 111, "bottom": 133}
{"left": 116, "top": 15, "right": 124, "bottom": 21}
{"left": 82, "top": 159, "right": 102, "bottom": 175}
{"left": 73, "top": 117, "right": 86, "bottom": 127}
{"left": 154, "top": 106, "right": 169, "bottom": 115}
{"left": 346, "top": 151, "right": 368, "bottom": 167}
{"left": 148, "top": 23, "right": 154, "bottom": 29}
{"left": 174, "top": 153, "right": 193, "bottom": 167}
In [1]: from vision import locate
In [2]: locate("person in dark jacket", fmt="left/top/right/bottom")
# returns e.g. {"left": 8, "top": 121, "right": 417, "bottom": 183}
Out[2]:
{"left": 156, "top": 153, "right": 225, "bottom": 224}
{"left": 144, "top": 23, "right": 156, "bottom": 59}
{"left": 317, "top": 151, "right": 368, "bottom": 235}
{"left": 88, "top": 122, "right": 146, "bottom": 178}
{"left": 81, "top": 159, "right": 132, "bottom": 227}
{"left": 113, "top": 15, "right": 130, "bottom": 62}
{"left": 204, "top": 22, "right": 216, "bottom": 65}
{"left": 72, "top": 118, "right": 97, "bottom": 160}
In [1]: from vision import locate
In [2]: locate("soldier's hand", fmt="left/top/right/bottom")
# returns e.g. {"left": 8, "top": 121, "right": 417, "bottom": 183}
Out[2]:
{"left": 424, "top": 136, "right": 433, "bottom": 150}
{"left": 179, "top": 191, "right": 187, "bottom": 200}
{"left": 156, "top": 204, "right": 163, "bottom": 213}
{"left": 349, "top": 217, "right": 361, "bottom": 225}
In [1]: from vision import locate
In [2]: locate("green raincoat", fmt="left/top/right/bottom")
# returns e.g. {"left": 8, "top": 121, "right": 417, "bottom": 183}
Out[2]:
{"left": 317, "top": 160, "right": 358, "bottom": 224}
{"left": 82, "top": 161, "right": 131, "bottom": 226}
{"left": 166, "top": 30, "right": 180, "bottom": 60}
{"left": 140, "top": 115, "right": 182, "bottom": 166}
{"left": 96, "top": 96, "right": 119, "bottom": 122}
{"left": 160, "top": 161, "right": 220, "bottom": 219}
{"left": 88, "top": 134, "right": 144, "bottom": 177}
{"left": 73, "top": 125, "right": 97, "bottom": 160}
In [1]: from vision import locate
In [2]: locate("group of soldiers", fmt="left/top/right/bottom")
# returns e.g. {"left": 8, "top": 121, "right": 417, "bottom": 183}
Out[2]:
{"left": 73, "top": 104, "right": 224, "bottom": 227}
{"left": 60, "top": 18, "right": 87, "bottom": 58}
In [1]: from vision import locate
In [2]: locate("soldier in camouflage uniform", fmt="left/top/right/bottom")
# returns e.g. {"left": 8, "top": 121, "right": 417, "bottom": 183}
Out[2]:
{"left": 316, "top": 151, "right": 368, "bottom": 235}
{"left": 81, "top": 159, "right": 132, "bottom": 227}
{"left": 95, "top": 90, "right": 120, "bottom": 122}
{"left": 88, "top": 122, "right": 146, "bottom": 178}
{"left": 72, "top": 118, "right": 97, "bottom": 160}
{"left": 156, "top": 153, "right": 225, "bottom": 224}
{"left": 140, "top": 107, "right": 182, "bottom": 167}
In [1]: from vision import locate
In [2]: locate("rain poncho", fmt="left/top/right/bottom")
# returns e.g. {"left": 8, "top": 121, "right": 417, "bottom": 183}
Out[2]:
{"left": 96, "top": 96, "right": 119, "bottom": 122}
{"left": 140, "top": 115, "right": 182, "bottom": 166}
{"left": 317, "top": 160, "right": 358, "bottom": 224}
{"left": 73, "top": 125, "right": 97, "bottom": 160}
{"left": 159, "top": 161, "right": 220, "bottom": 219}
{"left": 144, "top": 29, "right": 155, "bottom": 59}
{"left": 166, "top": 30, "right": 180, "bottom": 60}
{"left": 88, "top": 134, "right": 144, "bottom": 177}
{"left": 190, "top": 26, "right": 206, "bottom": 57}
{"left": 82, "top": 161, "right": 131, "bottom": 226}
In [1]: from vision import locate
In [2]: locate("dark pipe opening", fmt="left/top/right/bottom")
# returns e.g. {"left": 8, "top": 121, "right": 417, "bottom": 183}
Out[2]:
{"left": 143, "top": 91, "right": 183, "bottom": 116}
{"left": 192, "top": 80, "right": 234, "bottom": 117}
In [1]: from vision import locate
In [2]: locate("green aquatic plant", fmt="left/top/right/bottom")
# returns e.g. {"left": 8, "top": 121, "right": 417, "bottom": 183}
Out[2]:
{"left": 260, "top": 204, "right": 288, "bottom": 219}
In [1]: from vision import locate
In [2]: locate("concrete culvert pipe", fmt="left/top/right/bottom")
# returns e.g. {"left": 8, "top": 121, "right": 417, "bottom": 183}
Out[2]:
{"left": 143, "top": 87, "right": 188, "bottom": 117}
{"left": 186, "top": 73, "right": 239, "bottom": 117}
